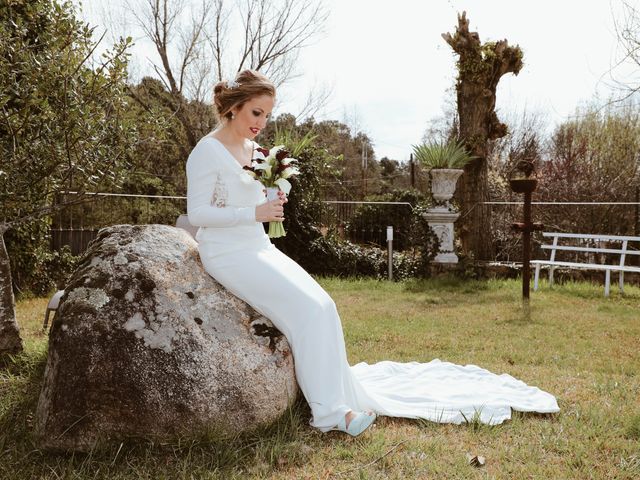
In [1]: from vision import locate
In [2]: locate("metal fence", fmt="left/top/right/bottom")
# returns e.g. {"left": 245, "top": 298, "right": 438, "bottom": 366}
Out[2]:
{"left": 50, "top": 192, "right": 187, "bottom": 254}
{"left": 51, "top": 228, "right": 100, "bottom": 256}
{"left": 322, "top": 200, "right": 415, "bottom": 248}
{"left": 50, "top": 194, "right": 417, "bottom": 254}
{"left": 49, "top": 192, "right": 640, "bottom": 261}
{"left": 486, "top": 201, "right": 640, "bottom": 263}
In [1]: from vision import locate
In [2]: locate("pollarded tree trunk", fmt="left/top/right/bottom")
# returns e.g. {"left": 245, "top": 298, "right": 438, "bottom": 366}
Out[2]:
{"left": 0, "top": 228, "right": 23, "bottom": 359}
{"left": 442, "top": 11, "right": 523, "bottom": 260}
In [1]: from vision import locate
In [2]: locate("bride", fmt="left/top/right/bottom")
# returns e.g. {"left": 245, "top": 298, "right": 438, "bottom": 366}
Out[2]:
{"left": 186, "top": 70, "right": 559, "bottom": 437}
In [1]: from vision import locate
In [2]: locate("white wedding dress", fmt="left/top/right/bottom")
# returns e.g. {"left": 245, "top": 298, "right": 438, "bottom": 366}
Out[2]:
{"left": 186, "top": 135, "right": 560, "bottom": 432}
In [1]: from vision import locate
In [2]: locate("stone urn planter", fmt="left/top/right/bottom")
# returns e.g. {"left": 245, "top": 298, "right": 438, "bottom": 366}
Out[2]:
{"left": 430, "top": 168, "right": 464, "bottom": 205}
{"left": 424, "top": 168, "right": 465, "bottom": 264}
{"left": 412, "top": 140, "right": 475, "bottom": 265}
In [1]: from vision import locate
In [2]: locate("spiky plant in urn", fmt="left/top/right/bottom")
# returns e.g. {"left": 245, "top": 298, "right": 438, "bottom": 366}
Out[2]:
{"left": 412, "top": 140, "right": 476, "bottom": 208}
{"left": 413, "top": 140, "right": 476, "bottom": 264}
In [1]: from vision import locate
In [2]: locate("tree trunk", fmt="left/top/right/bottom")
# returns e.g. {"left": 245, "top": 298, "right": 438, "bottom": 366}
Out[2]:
{"left": 443, "top": 11, "right": 523, "bottom": 260}
{"left": 0, "top": 229, "right": 23, "bottom": 359}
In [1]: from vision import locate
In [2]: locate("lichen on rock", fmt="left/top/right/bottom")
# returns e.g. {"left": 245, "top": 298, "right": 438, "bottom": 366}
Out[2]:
{"left": 65, "top": 287, "right": 110, "bottom": 310}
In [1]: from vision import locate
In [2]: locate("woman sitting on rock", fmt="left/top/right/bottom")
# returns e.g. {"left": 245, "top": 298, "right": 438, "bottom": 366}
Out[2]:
{"left": 186, "top": 69, "right": 559, "bottom": 437}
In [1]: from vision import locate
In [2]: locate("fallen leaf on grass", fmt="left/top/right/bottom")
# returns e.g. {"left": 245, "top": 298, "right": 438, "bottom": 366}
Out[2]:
{"left": 466, "top": 453, "right": 486, "bottom": 467}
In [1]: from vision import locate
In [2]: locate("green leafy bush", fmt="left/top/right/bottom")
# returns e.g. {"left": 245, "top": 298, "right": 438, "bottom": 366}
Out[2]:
{"left": 6, "top": 219, "right": 79, "bottom": 298}
{"left": 345, "top": 189, "right": 429, "bottom": 250}
{"left": 265, "top": 135, "right": 438, "bottom": 278}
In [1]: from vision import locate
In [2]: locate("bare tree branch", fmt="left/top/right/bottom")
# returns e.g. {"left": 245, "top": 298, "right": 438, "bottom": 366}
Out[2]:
{"left": 99, "top": 0, "right": 328, "bottom": 99}
{"left": 231, "top": 0, "right": 328, "bottom": 87}
{"left": 237, "top": 0, "right": 262, "bottom": 73}
{"left": 606, "top": 1, "right": 640, "bottom": 103}
{"left": 294, "top": 81, "right": 333, "bottom": 122}
{"left": 202, "top": 0, "right": 229, "bottom": 85}
{"left": 177, "top": 0, "right": 208, "bottom": 93}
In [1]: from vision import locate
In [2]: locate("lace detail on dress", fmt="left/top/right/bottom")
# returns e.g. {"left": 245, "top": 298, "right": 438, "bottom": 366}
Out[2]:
{"left": 210, "top": 172, "right": 228, "bottom": 207}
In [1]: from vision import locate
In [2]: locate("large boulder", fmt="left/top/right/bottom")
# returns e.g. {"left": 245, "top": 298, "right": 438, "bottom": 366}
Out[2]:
{"left": 36, "top": 225, "right": 298, "bottom": 451}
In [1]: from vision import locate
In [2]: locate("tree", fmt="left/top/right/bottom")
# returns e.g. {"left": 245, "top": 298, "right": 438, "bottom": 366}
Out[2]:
{"left": 260, "top": 115, "right": 378, "bottom": 201}
{"left": 0, "top": 0, "right": 135, "bottom": 357}
{"left": 485, "top": 102, "right": 640, "bottom": 261}
{"left": 120, "top": 0, "right": 329, "bottom": 149}
{"left": 379, "top": 157, "right": 400, "bottom": 190}
{"left": 485, "top": 109, "right": 549, "bottom": 260}
{"left": 538, "top": 102, "right": 640, "bottom": 235}
{"left": 611, "top": 1, "right": 640, "bottom": 102}
{"left": 442, "top": 11, "right": 523, "bottom": 260}
{"left": 124, "top": 76, "right": 217, "bottom": 192}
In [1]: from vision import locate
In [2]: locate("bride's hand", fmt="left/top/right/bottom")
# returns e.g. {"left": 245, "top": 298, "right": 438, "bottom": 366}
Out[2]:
{"left": 261, "top": 188, "right": 289, "bottom": 204}
{"left": 255, "top": 198, "right": 285, "bottom": 222}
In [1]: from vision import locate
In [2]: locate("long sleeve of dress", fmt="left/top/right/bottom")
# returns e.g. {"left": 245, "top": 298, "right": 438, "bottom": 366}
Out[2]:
{"left": 186, "top": 140, "right": 257, "bottom": 228}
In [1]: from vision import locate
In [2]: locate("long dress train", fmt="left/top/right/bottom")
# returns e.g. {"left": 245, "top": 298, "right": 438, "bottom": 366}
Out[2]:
{"left": 187, "top": 136, "right": 560, "bottom": 432}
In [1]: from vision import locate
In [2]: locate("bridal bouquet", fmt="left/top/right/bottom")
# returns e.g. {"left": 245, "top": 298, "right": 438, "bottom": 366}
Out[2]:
{"left": 243, "top": 145, "right": 300, "bottom": 238}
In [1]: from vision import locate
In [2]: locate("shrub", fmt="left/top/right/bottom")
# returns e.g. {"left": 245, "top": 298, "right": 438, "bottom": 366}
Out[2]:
{"left": 6, "top": 218, "right": 80, "bottom": 297}
{"left": 267, "top": 130, "right": 438, "bottom": 279}
{"left": 345, "top": 189, "right": 429, "bottom": 250}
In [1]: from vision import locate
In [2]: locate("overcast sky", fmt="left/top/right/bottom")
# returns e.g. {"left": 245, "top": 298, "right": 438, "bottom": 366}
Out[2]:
{"left": 78, "top": 0, "right": 637, "bottom": 161}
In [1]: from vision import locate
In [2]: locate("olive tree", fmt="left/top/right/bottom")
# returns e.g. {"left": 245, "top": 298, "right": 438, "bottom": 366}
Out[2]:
{"left": 0, "top": 0, "right": 135, "bottom": 357}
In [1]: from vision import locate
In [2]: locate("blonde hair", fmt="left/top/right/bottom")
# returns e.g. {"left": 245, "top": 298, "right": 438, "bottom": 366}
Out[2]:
{"left": 213, "top": 70, "right": 276, "bottom": 122}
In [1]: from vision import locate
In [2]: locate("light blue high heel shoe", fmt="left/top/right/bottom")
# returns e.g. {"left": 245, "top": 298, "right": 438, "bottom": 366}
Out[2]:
{"left": 333, "top": 410, "right": 376, "bottom": 436}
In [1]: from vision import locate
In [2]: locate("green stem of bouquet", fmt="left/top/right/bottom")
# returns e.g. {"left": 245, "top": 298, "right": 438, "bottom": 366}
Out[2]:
{"left": 268, "top": 221, "right": 286, "bottom": 238}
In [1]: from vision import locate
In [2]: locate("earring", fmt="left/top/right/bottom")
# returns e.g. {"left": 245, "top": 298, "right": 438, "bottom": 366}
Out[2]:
{"left": 230, "top": 113, "right": 235, "bottom": 120}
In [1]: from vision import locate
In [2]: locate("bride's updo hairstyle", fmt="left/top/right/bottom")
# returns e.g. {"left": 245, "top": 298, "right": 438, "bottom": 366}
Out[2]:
{"left": 213, "top": 70, "right": 275, "bottom": 122}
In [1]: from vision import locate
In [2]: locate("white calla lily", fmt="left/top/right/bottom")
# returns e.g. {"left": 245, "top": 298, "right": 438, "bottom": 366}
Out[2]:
{"left": 274, "top": 178, "right": 292, "bottom": 194}
{"left": 249, "top": 144, "right": 301, "bottom": 237}
{"left": 281, "top": 167, "right": 300, "bottom": 179}
{"left": 269, "top": 145, "right": 286, "bottom": 157}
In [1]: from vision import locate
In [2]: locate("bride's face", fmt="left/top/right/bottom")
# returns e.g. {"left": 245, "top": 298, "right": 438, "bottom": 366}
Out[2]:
{"left": 231, "top": 94, "right": 274, "bottom": 139}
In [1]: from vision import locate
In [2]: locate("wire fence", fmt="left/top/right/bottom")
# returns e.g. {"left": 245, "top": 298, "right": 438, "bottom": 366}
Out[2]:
{"left": 486, "top": 201, "right": 640, "bottom": 263}
{"left": 51, "top": 192, "right": 187, "bottom": 254}
{"left": 321, "top": 200, "right": 414, "bottom": 248}
{"left": 50, "top": 192, "right": 640, "bottom": 260}
{"left": 50, "top": 193, "right": 416, "bottom": 253}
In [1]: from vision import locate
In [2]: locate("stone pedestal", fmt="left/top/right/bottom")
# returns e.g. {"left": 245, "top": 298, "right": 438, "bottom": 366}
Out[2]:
{"left": 423, "top": 207, "right": 460, "bottom": 264}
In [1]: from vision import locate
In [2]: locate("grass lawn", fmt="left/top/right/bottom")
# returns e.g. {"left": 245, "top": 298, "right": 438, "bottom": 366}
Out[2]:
{"left": 2, "top": 277, "right": 639, "bottom": 479}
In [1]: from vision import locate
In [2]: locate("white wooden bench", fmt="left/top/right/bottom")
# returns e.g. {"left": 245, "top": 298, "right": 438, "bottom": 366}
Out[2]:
{"left": 532, "top": 232, "right": 640, "bottom": 296}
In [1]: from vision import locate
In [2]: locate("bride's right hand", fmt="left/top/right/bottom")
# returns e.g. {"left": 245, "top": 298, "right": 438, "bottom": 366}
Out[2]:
{"left": 255, "top": 199, "right": 284, "bottom": 222}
